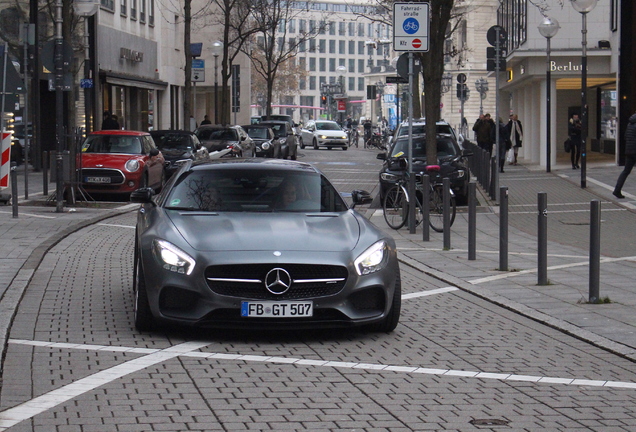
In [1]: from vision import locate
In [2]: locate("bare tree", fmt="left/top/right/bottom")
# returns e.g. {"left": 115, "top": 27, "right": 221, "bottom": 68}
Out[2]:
{"left": 247, "top": 0, "right": 326, "bottom": 120}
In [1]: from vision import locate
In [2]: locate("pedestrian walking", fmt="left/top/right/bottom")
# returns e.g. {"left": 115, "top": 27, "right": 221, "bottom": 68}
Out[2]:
{"left": 473, "top": 113, "right": 495, "bottom": 154}
{"left": 507, "top": 114, "right": 523, "bottom": 165}
{"left": 492, "top": 117, "right": 511, "bottom": 173}
{"left": 568, "top": 114, "right": 582, "bottom": 169}
{"left": 613, "top": 112, "right": 636, "bottom": 198}
{"left": 363, "top": 119, "right": 372, "bottom": 147}
{"left": 201, "top": 115, "right": 212, "bottom": 125}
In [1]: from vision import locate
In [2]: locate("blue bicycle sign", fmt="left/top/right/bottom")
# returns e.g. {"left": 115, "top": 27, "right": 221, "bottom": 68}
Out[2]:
{"left": 403, "top": 18, "right": 419, "bottom": 34}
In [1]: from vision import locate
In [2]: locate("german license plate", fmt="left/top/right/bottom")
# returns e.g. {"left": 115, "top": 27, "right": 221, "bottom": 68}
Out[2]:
{"left": 86, "top": 176, "right": 111, "bottom": 183}
{"left": 241, "top": 301, "right": 313, "bottom": 318}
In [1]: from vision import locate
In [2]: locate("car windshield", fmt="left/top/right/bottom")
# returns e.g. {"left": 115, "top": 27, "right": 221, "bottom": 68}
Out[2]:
{"left": 315, "top": 122, "right": 341, "bottom": 131}
{"left": 397, "top": 124, "right": 454, "bottom": 137}
{"left": 391, "top": 136, "right": 458, "bottom": 159}
{"left": 164, "top": 169, "right": 348, "bottom": 213}
{"left": 264, "top": 124, "right": 285, "bottom": 138}
{"left": 155, "top": 134, "right": 193, "bottom": 150}
{"left": 82, "top": 135, "right": 143, "bottom": 154}
{"left": 196, "top": 129, "right": 238, "bottom": 141}
{"left": 245, "top": 128, "right": 269, "bottom": 139}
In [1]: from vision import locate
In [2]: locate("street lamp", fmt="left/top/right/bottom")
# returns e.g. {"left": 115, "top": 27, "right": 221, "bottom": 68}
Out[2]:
{"left": 571, "top": 0, "right": 597, "bottom": 188}
{"left": 475, "top": 77, "right": 489, "bottom": 116}
{"left": 538, "top": 16, "right": 560, "bottom": 173}
{"left": 211, "top": 40, "right": 223, "bottom": 124}
{"left": 441, "top": 73, "right": 452, "bottom": 94}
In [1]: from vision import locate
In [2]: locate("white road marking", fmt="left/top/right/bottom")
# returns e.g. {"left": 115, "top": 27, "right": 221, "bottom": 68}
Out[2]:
{"left": 2, "top": 337, "right": 633, "bottom": 419}
{"left": 96, "top": 223, "right": 136, "bottom": 229}
{"left": 0, "top": 342, "right": 209, "bottom": 431}
{"left": 402, "top": 287, "right": 458, "bottom": 299}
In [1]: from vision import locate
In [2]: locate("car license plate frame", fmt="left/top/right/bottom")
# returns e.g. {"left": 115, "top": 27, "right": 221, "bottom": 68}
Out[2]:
{"left": 241, "top": 301, "right": 313, "bottom": 318}
{"left": 86, "top": 176, "right": 111, "bottom": 184}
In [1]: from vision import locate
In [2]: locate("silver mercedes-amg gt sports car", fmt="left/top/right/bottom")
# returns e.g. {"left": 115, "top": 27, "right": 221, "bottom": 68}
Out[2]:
{"left": 131, "top": 158, "right": 401, "bottom": 332}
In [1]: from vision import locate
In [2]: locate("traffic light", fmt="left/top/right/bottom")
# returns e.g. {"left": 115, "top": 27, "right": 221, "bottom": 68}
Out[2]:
{"left": 456, "top": 83, "right": 469, "bottom": 101}
{"left": 321, "top": 95, "right": 327, "bottom": 105}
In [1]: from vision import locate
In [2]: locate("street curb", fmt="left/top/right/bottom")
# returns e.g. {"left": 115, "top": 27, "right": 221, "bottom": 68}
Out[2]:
{"left": 0, "top": 206, "right": 136, "bottom": 380}
{"left": 397, "top": 253, "right": 636, "bottom": 363}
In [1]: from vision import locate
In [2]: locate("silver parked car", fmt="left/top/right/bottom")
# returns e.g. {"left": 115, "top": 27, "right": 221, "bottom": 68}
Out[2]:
{"left": 300, "top": 120, "right": 348, "bottom": 150}
{"left": 194, "top": 125, "right": 255, "bottom": 157}
{"left": 130, "top": 158, "right": 401, "bottom": 332}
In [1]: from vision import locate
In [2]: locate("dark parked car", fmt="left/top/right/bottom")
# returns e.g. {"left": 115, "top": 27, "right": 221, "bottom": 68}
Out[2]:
{"left": 130, "top": 158, "right": 400, "bottom": 332}
{"left": 377, "top": 133, "right": 472, "bottom": 204}
{"left": 150, "top": 130, "right": 209, "bottom": 177}
{"left": 260, "top": 120, "right": 298, "bottom": 160}
{"left": 242, "top": 124, "right": 278, "bottom": 158}
{"left": 194, "top": 125, "right": 254, "bottom": 157}
{"left": 78, "top": 130, "right": 165, "bottom": 196}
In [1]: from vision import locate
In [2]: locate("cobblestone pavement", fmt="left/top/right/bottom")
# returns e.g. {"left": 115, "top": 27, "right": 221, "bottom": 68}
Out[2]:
{"left": 1, "top": 149, "right": 636, "bottom": 431}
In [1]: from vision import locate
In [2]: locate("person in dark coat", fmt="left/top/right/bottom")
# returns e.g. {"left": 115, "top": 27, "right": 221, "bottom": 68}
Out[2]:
{"left": 101, "top": 111, "right": 120, "bottom": 130}
{"left": 201, "top": 115, "right": 212, "bottom": 125}
{"left": 506, "top": 114, "right": 523, "bottom": 165}
{"left": 491, "top": 117, "right": 510, "bottom": 173}
{"left": 473, "top": 113, "right": 495, "bottom": 154}
{"left": 568, "top": 114, "right": 582, "bottom": 169}
{"left": 613, "top": 112, "right": 636, "bottom": 198}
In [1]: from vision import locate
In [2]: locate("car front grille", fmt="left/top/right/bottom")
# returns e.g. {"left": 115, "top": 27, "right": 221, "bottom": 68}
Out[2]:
{"left": 205, "top": 264, "right": 348, "bottom": 300}
{"left": 81, "top": 168, "right": 126, "bottom": 185}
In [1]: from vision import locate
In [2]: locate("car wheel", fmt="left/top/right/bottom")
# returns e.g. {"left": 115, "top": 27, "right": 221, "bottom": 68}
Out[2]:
{"left": 313, "top": 138, "right": 318, "bottom": 150}
{"left": 140, "top": 173, "right": 148, "bottom": 189}
{"left": 342, "top": 146, "right": 347, "bottom": 151}
{"left": 134, "top": 244, "right": 154, "bottom": 332}
{"left": 371, "top": 271, "right": 401, "bottom": 332}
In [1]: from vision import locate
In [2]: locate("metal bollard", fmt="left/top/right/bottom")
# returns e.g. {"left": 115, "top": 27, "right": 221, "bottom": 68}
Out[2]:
{"left": 11, "top": 163, "right": 18, "bottom": 218}
{"left": 468, "top": 182, "right": 476, "bottom": 260}
{"left": 589, "top": 200, "right": 601, "bottom": 303}
{"left": 421, "top": 174, "right": 430, "bottom": 242}
{"left": 499, "top": 186, "right": 508, "bottom": 271}
{"left": 538, "top": 192, "right": 548, "bottom": 285}
{"left": 408, "top": 174, "right": 416, "bottom": 234}
{"left": 43, "top": 151, "right": 49, "bottom": 196}
{"left": 443, "top": 178, "right": 451, "bottom": 250}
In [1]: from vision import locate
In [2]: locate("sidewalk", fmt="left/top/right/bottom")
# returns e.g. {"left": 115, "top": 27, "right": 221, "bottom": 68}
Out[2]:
{"left": 366, "top": 153, "right": 636, "bottom": 361}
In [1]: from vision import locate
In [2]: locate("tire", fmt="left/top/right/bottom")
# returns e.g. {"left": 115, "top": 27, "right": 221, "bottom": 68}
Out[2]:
{"left": 428, "top": 185, "right": 456, "bottom": 233}
{"left": 313, "top": 138, "right": 318, "bottom": 150}
{"left": 371, "top": 271, "right": 401, "bottom": 332}
{"left": 383, "top": 185, "right": 408, "bottom": 230}
{"left": 133, "top": 244, "right": 154, "bottom": 332}
{"left": 342, "top": 146, "right": 347, "bottom": 151}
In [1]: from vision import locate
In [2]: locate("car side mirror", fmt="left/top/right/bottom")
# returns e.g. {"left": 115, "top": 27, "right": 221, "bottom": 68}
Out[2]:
{"left": 149, "top": 148, "right": 160, "bottom": 157}
{"left": 130, "top": 187, "right": 156, "bottom": 205}
{"left": 376, "top": 153, "right": 387, "bottom": 160}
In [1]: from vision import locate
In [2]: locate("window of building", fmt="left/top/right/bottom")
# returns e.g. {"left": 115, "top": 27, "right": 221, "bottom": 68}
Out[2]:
{"left": 338, "top": 58, "right": 345, "bottom": 68}
{"left": 299, "top": 40, "right": 305, "bottom": 52}
{"left": 309, "top": 39, "right": 316, "bottom": 52}
{"left": 358, "top": 59, "right": 364, "bottom": 73}
{"left": 289, "top": 19, "right": 296, "bottom": 33}
{"left": 498, "top": 0, "right": 527, "bottom": 52}
{"left": 278, "top": 37, "right": 284, "bottom": 52}
{"left": 348, "top": 22, "right": 355, "bottom": 36}
{"left": 319, "top": 20, "right": 326, "bottom": 35}
{"left": 338, "top": 22, "right": 345, "bottom": 36}
{"left": 120, "top": 0, "right": 126, "bottom": 16}
{"left": 329, "top": 21, "right": 335, "bottom": 35}
{"left": 140, "top": 0, "right": 145, "bottom": 22}
{"left": 319, "top": 39, "right": 326, "bottom": 53}
{"left": 358, "top": 77, "right": 364, "bottom": 92}
{"left": 299, "top": 19, "right": 306, "bottom": 33}
{"left": 319, "top": 76, "right": 326, "bottom": 87}
{"left": 348, "top": 58, "right": 355, "bottom": 73}
{"left": 348, "top": 40, "right": 355, "bottom": 55}
{"left": 329, "top": 58, "right": 335, "bottom": 72}
{"left": 358, "top": 23, "right": 364, "bottom": 37}
{"left": 130, "top": 0, "right": 136, "bottom": 19}
{"left": 309, "top": 76, "right": 316, "bottom": 90}
{"left": 338, "top": 40, "right": 345, "bottom": 54}
{"left": 148, "top": 0, "right": 153, "bottom": 25}
{"left": 348, "top": 77, "right": 355, "bottom": 92}
{"left": 278, "top": 19, "right": 286, "bottom": 33}
{"left": 329, "top": 40, "right": 336, "bottom": 54}
{"left": 299, "top": 57, "right": 306, "bottom": 70}
{"left": 319, "top": 58, "right": 326, "bottom": 72}
{"left": 309, "top": 20, "right": 316, "bottom": 32}
{"left": 358, "top": 41, "right": 365, "bottom": 55}
{"left": 299, "top": 78, "right": 306, "bottom": 90}
{"left": 101, "top": 0, "right": 114, "bottom": 11}
{"left": 309, "top": 57, "right": 316, "bottom": 71}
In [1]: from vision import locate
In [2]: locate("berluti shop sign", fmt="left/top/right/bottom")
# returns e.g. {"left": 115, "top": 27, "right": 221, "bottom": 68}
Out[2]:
{"left": 120, "top": 48, "right": 144, "bottom": 62}
{"left": 550, "top": 61, "right": 583, "bottom": 72}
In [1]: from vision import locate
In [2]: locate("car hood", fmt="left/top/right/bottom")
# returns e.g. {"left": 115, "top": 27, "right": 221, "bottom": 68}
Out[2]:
{"left": 168, "top": 211, "right": 361, "bottom": 252}
{"left": 316, "top": 130, "right": 347, "bottom": 138}
{"left": 80, "top": 152, "right": 144, "bottom": 167}
{"left": 160, "top": 148, "right": 193, "bottom": 160}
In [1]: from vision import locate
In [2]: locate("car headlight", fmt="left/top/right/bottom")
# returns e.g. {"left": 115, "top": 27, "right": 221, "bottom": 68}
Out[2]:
{"left": 339, "top": 135, "right": 347, "bottom": 140}
{"left": 380, "top": 172, "right": 399, "bottom": 182}
{"left": 153, "top": 239, "right": 196, "bottom": 275}
{"left": 354, "top": 240, "right": 388, "bottom": 276}
{"left": 125, "top": 159, "right": 140, "bottom": 172}
{"left": 319, "top": 135, "right": 327, "bottom": 139}
{"left": 261, "top": 142, "right": 270, "bottom": 150}
{"left": 278, "top": 138, "right": 286, "bottom": 144}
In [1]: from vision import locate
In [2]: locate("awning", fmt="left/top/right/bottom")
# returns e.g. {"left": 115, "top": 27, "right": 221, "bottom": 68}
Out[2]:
{"left": 100, "top": 71, "right": 168, "bottom": 91}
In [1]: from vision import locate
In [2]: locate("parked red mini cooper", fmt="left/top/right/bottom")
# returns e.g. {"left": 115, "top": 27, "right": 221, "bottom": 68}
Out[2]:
{"left": 79, "top": 130, "right": 165, "bottom": 196}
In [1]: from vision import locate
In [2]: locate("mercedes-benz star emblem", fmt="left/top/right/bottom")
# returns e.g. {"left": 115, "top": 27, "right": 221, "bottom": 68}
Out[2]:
{"left": 265, "top": 268, "right": 292, "bottom": 295}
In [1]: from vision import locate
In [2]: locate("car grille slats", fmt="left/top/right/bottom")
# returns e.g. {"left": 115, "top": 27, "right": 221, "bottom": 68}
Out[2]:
{"left": 205, "top": 264, "right": 348, "bottom": 300}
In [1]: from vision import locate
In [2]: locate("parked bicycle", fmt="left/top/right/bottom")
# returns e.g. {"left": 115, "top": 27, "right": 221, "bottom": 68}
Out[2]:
{"left": 365, "top": 127, "right": 386, "bottom": 150}
{"left": 382, "top": 161, "right": 456, "bottom": 232}
{"left": 348, "top": 127, "right": 359, "bottom": 147}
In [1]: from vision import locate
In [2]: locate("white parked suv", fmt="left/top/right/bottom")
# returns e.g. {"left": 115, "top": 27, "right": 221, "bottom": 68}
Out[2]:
{"left": 300, "top": 120, "right": 349, "bottom": 150}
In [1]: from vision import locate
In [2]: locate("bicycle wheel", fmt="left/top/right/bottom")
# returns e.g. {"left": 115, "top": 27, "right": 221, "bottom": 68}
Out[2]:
{"left": 428, "top": 185, "right": 456, "bottom": 233}
{"left": 383, "top": 185, "right": 408, "bottom": 230}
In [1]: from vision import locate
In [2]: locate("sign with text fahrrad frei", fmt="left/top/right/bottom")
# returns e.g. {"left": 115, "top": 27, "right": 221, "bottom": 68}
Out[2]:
{"left": 393, "top": 2, "right": 430, "bottom": 52}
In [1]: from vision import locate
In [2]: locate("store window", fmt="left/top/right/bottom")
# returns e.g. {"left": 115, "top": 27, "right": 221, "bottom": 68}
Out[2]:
{"left": 600, "top": 89, "right": 618, "bottom": 140}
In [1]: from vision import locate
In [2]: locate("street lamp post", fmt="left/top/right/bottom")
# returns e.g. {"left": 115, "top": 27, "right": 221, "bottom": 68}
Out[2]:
{"left": 211, "top": 40, "right": 223, "bottom": 125}
{"left": 538, "top": 16, "right": 560, "bottom": 173}
{"left": 475, "top": 77, "right": 489, "bottom": 116}
{"left": 571, "top": 0, "right": 597, "bottom": 188}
